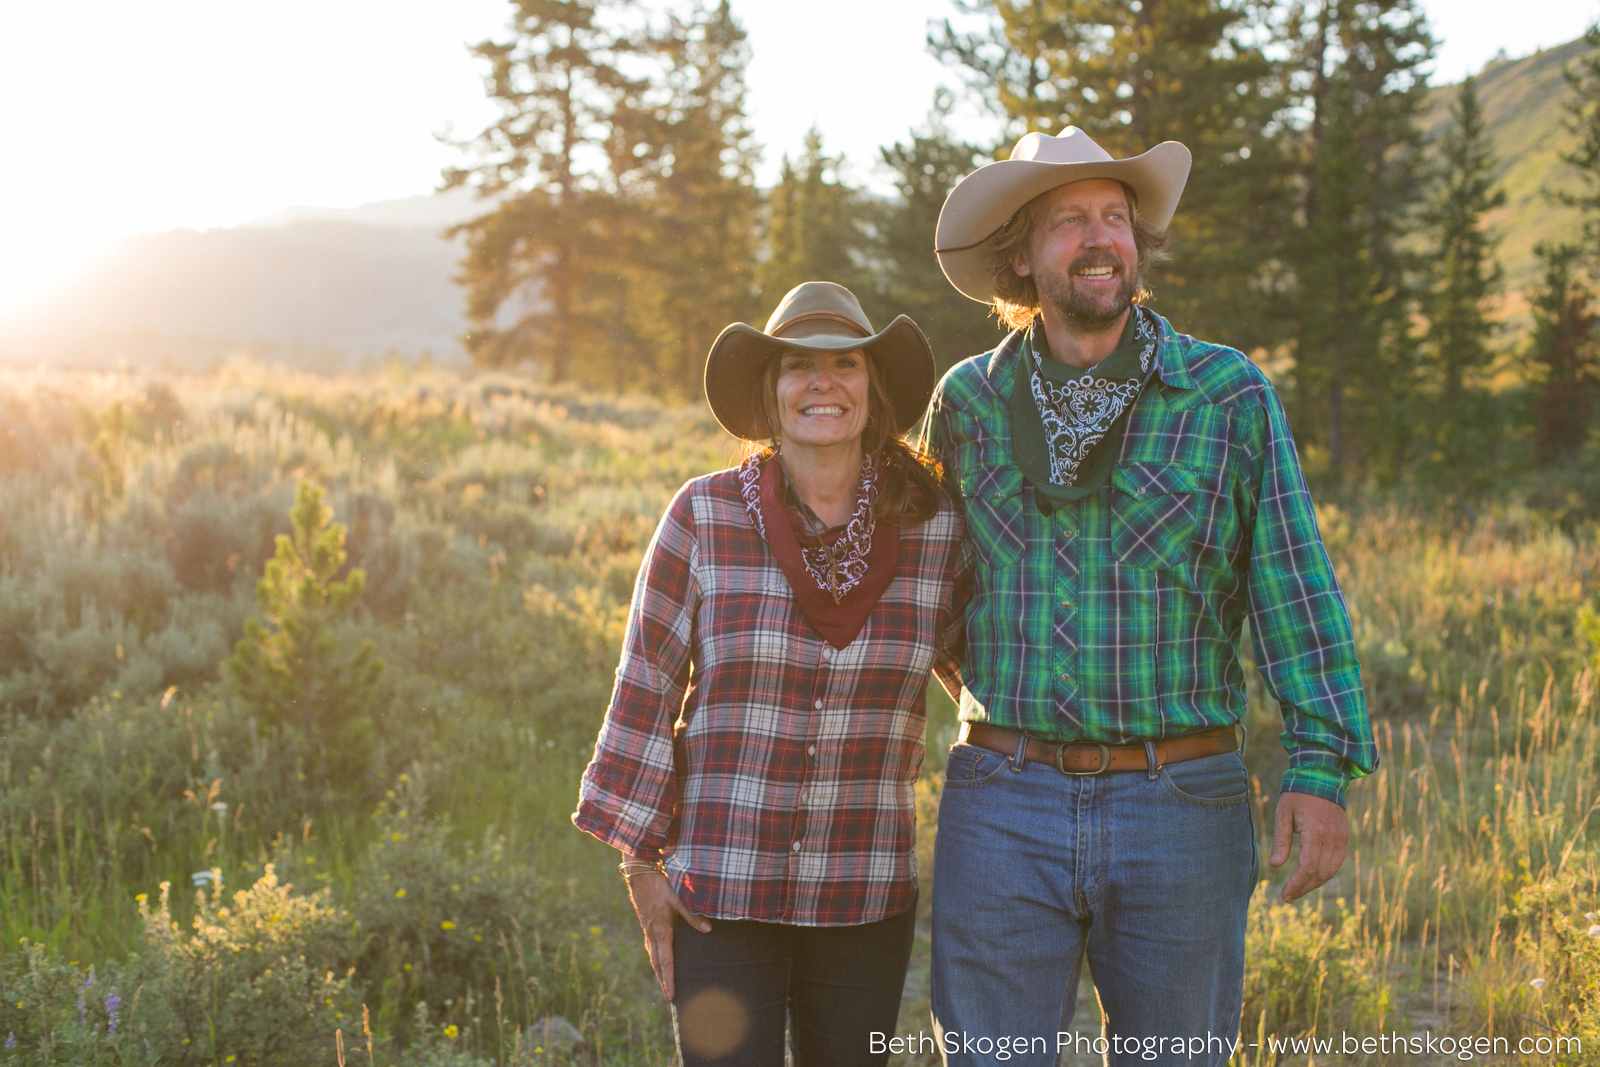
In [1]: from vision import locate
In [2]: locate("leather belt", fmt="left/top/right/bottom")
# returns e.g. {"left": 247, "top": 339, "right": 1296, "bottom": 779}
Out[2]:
{"left": 960, "top": 722, "right": 1238, "bottom": 775}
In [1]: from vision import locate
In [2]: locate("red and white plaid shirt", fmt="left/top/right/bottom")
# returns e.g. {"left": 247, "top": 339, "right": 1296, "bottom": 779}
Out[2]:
{"left": 573, "top": 467, "right": 971, "bottom": 926}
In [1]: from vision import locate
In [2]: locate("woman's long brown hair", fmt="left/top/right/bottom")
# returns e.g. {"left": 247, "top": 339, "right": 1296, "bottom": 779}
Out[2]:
{"left": 748, "top": 349, "right": 942, "bottom": 526}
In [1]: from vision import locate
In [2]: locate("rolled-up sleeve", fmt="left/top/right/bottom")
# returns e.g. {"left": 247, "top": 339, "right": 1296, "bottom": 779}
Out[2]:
{"left": 1241, "top": 383, "right": 1377, "bottom": 807}
{"left": 572, "top": 485, "right": 699, "bottom": 859}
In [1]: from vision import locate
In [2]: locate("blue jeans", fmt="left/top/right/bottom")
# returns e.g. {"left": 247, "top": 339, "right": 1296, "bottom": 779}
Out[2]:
{"left": 671, "top": 899, "right": 917, "bottom": 1067}
{"left": 930, "top": 743, "right": 1257, "bottom": 1067}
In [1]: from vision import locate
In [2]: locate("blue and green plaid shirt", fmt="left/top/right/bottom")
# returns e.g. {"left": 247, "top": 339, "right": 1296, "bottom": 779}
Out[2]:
{"left": 924, "top": 311, "right": 1375, "bottom": 806}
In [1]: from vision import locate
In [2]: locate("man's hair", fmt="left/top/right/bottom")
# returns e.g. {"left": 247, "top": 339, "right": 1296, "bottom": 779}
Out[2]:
{"left": 985, "top": 181, "right": 1171, "bottom": 330}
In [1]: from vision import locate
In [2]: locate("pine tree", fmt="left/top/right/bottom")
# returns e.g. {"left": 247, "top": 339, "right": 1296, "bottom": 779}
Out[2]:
{"left": 445, "top": 0, "right": 648, "bottom": 382}
{"left": 930, "top": 0, "right": 1295, "bottom": 353}
{"left": 632, "top": 1, "right": 762, "bottom": 394}
{"left": 1556, "top": 25, "right": 1600, "bottom": 258}
{"left": 757, "top": 129, "right": 867, "bottom": 304}
{"left": 1284, "top": 0, "right": 1434, "bottom": 481}
{"left": 1526, "top": 243, "right": 1599, "bottom": 466}
{"left": 1419, "top": 75, "right": 1505, "bottom": 477}
{"left": 866, "top": 99, "right": 999, "bottom": 371}
{"left": 228, "top": 483, "right": 383, "bottom": 793}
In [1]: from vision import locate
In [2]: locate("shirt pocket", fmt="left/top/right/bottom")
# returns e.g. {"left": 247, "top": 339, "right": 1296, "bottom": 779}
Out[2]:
{"left": 959, "top": 465, "right": 1026, "bottom": 569}
{"left": 1110, "top": 462, "right": 1199, "bottom": 571}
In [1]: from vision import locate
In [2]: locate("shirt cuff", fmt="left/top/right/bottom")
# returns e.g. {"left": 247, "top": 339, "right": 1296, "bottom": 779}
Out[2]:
{"left": 571, "top": 804, "right": 665, "bottom": 862}
{"left": 1280, "top": 762, "right": 1349, "bottom": 809}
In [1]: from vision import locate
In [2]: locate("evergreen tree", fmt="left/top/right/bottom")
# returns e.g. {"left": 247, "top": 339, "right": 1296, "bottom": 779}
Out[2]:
{"left": 1284, "top": 0, "right": 1434, "bottom": 481}
{"left": 930, "top": 0, "right": 1295, "bottom": 353}
{"left": 1526, "top": 243, "right": 1598, "bottom": 466}
{"left": 445, "top": 0, "right": 648, "bottom": 382}
{"left": 228, "top": 483, "right": 382, "bottom": 794}
{"left": 1420, "top": 75, "right": 1505, "bottom": 476}
{"left": 866, "top": 99, "right": 998, "bottom": 372}
{"left": 632, "top": 1, "right": 762, "bottom": 394}
{"left": 1556, "top": 25, "right": 1600, "bottom": 259}
{"left": 756, "top": 129, "right": 867, "bottom": 304}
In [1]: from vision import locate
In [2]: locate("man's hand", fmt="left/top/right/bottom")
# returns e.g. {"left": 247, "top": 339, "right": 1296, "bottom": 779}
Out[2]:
{"left": 625, "top": 871, "right": 711, "bottom": 1001}
{"left": 1270, "top": 792, "right": 1349, "bottom": 903}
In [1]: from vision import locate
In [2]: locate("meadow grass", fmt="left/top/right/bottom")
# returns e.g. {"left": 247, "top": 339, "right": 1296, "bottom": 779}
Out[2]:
{"left": 1, "top": 365, "right": 1598, "bottom": 1063}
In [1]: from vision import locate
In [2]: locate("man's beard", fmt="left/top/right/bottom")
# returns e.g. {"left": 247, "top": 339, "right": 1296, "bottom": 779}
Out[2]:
{"left": 1036, "top": 252, "right": 1139, "bottom": 331}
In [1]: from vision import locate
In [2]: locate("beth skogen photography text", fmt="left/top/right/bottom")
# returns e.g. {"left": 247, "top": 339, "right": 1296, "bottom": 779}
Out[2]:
{"left": 2, "top": 0, "right": 1600, "bottom": 1064}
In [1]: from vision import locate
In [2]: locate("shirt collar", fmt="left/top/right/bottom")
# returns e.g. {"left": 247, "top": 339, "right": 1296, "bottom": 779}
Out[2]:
{"left": 986, "top": 307, "right": 1196, "bottom": 395}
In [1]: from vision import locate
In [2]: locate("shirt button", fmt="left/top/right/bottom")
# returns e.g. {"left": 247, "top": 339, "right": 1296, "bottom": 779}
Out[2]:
{"left": 792, "top": 841, "right": 801, "bottom": 852}
{"left": 1060, "top": 672, "right": 1073, "bottom": 684}
{"left": 1060, "top": 599, "right": 1072, "bottom": 610}
{"left": 807, "top": 745, "right": 816, "bottom": 756}
{"left": 813, "top": 699, "right": 823, "bottom": 710}
{"left": 821, "top": 648, "right": 831, "bottom": 661}
{"left": 1063, "top": 529, "right": 1075, "bottom": 540}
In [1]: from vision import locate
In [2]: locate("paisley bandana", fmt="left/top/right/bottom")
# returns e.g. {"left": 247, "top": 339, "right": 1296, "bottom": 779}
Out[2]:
{"left": 738, "top": 451, "right": 878, "bottom": 601}
{"left": 1029, "top": 306, "right": 1158, "bottom": 486}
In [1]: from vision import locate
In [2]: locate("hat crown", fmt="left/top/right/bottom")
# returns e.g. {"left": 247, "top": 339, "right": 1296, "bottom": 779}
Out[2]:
{"left": 1009, "top": 126, "right": 1115, "bottom": 166}
{"left": 764, "top": 281, "right": 875, "bottom": 342}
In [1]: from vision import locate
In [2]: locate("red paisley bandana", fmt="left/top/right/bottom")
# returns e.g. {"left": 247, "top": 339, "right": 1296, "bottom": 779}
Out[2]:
{"left": 738, "top": 453, "right": 900, "bottom": 649}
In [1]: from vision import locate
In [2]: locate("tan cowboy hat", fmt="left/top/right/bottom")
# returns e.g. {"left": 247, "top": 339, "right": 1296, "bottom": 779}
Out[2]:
{"left": 704, "top": 281, "right": 935, "bottom": 440}
{"left": 935, "top": 126, "right": 1192, "bottom": 302}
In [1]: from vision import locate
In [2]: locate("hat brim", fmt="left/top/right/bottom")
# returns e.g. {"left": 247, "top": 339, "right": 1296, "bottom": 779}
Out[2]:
{"left": 934, "top": 141, "right": 1193, "bottom": 303}
{"left": 703, "top": 315, "right": 936, "bottom": 441}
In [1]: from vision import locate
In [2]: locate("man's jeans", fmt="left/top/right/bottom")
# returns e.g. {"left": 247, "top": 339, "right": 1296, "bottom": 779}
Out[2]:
{"left": 930, "top": 742, "right": 1258, "bottom": 1067}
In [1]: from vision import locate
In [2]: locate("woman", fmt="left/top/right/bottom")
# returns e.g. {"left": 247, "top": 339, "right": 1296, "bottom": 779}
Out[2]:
{"left": 573, "top": 281, "right": 969, "bottom": 1066}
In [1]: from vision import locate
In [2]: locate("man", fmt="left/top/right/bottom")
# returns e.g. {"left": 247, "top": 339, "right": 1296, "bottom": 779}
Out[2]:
{"left": 922, "top": 127, "right": 1375, "bottom": 1066}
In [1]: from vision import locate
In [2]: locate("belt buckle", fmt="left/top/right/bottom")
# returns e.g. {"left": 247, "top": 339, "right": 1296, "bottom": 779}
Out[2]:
{"left": 1055, "top": 741, "right": 1111, "bottom": 776}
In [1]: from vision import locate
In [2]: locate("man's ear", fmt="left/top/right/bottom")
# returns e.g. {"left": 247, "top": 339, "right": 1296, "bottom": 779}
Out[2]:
{"left": 1008, "top": 246, "right": 1033, "bottom": 279}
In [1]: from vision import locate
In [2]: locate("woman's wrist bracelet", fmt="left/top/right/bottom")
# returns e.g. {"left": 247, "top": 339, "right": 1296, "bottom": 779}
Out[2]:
{"left": 618, "top": 860, "right": 663, "bottom": 880}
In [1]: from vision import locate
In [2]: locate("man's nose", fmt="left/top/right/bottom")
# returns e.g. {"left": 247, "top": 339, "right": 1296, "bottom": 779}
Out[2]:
{"left": 1082, "top": 217, "right": 1113, "bottom": 247}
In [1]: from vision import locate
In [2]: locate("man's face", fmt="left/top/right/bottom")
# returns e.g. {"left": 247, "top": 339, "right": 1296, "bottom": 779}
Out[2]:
{"left": 1010, "top": 178, "right": 1139, "bottom": 330}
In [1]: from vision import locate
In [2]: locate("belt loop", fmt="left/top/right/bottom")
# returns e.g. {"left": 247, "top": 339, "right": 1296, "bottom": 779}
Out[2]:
{"left": 1010, "top": 731, "right": 1028, "bottom": 773}
{"left": 1143, "top": 740, "right": 1161, "bottom": 780}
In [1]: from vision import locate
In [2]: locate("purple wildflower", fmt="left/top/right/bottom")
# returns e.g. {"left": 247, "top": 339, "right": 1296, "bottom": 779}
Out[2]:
{"left": 4, "top": 1032, "right": 16, "bottom": 1050}
{"left": 104, "top": 991, "right": 122, "bottom": 1033}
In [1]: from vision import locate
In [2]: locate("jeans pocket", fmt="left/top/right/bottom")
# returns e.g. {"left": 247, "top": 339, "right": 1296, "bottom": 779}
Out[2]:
{"left": 942, "top": 742, "right": 1011, "bottom": 789}
{"left": 1160, "top": 751, "right": 1249, "bottom": 807}
{"left": 1110, "top": 462, "right": 1198, "bottom": 571}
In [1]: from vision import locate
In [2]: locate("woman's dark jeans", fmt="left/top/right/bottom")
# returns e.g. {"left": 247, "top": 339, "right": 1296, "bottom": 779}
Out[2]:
{"left": 670, "top": 897, "right": 917, "bottom": 1067}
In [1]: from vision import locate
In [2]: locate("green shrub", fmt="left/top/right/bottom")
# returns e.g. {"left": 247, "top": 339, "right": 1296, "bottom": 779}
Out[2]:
{"left": 1239, "top": 886, "right": 1392, "bottom": 1050}
{"left": 343, "top": 773, "right": 541, "bottom": 1024}
{"left": 127, "top": 866, "right": 354, "bottom": 1066}
{"left": 0, "top": 866, "right": 352, "bottom": 1067}
{"left": 1511, "top": 867, "right": 1600, "bottom": 1057}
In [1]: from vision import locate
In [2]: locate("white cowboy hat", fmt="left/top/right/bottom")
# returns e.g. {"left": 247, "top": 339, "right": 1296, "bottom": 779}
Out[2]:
{"left": 934, "top": 126, "right": 1192, "bottom": 302}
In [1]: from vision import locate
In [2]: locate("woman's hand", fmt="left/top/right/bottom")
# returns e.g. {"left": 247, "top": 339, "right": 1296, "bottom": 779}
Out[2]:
{"left": 625, "top": 871, "right": 711, "bottom": 1001}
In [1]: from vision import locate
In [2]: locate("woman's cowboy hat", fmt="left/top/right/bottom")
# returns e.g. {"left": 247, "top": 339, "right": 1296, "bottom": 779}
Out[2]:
{"left": 704, "top": 281, "right": 935, "bottom": 440}
{"left": 934, "top": 126, "right": 1192, "bottom": 302}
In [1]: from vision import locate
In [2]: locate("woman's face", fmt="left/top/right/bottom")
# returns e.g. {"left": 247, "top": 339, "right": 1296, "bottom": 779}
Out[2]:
{"left": 772, "top": 349, "right": 871, "bottom": 451}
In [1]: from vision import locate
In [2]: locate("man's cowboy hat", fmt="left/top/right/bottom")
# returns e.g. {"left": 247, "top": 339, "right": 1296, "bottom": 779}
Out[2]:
{"left": 934, "top": 126, "right": 1192, "bottom": 302}
{"left": 704, "top": 281, "right": 935, "bottom": 440}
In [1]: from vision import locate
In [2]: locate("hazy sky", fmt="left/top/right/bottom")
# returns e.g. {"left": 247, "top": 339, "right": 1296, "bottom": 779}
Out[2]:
{"left": 0, "top": 0, "right": 1594, "bottom": 318}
